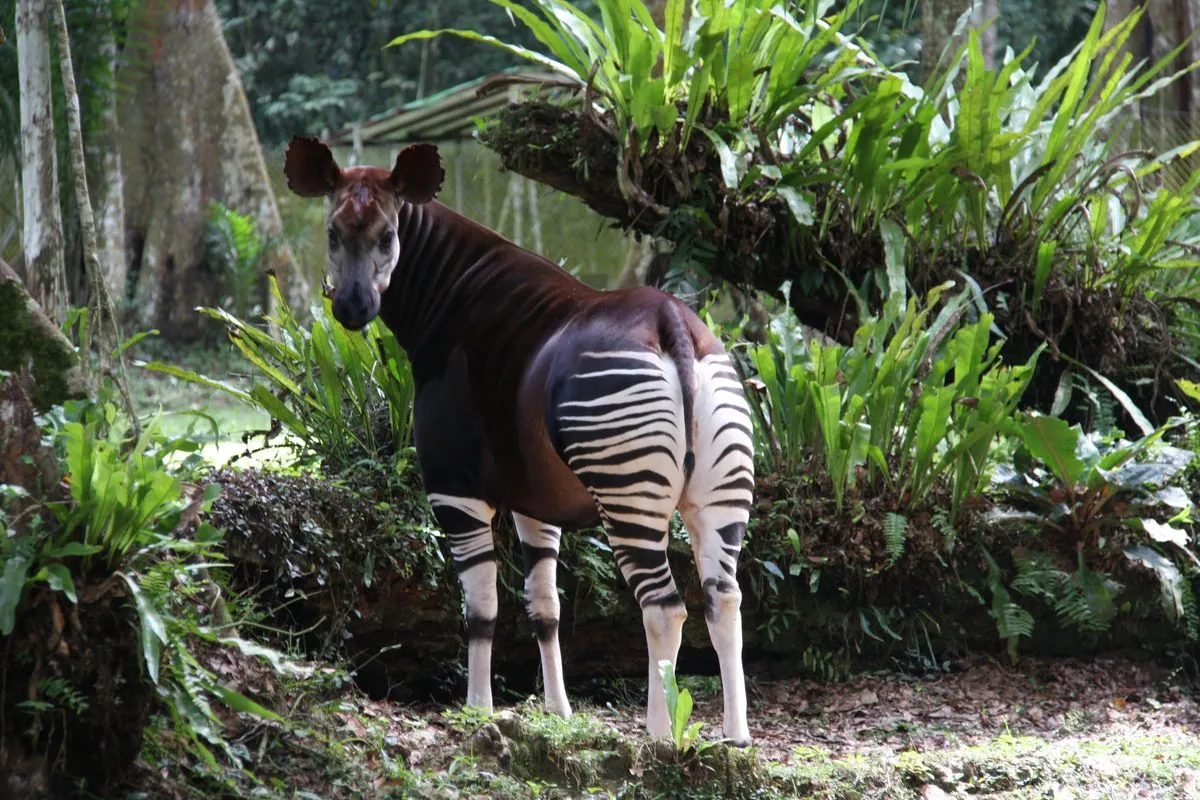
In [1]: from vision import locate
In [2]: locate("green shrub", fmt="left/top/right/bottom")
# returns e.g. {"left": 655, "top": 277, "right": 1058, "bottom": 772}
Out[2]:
{"left": 741, "top": 282, "right": 1040, "bottom": 519}
{"left": 142, "top": 273, "right": 417, "bottom": 478}
{"left": 980, "top": 411, "right": 1199, "bottom": 657}
{"left": 206, "top": 201, "right": 278, "bottom": 320}
{"left": 0, "top": 390, "right": 290, "bottom": 776}
{"left": 0, "top": 400, "right": 218, "bottom": 635}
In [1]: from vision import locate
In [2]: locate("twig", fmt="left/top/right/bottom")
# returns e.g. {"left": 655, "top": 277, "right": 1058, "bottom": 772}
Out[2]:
{"left": 50, "top": 0, "right": 137, "bottom": 432}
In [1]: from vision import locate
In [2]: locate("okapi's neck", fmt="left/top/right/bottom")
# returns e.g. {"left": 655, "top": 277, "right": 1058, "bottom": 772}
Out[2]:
{"left": 378, "top": 200, "right": 593, "bottom": 381}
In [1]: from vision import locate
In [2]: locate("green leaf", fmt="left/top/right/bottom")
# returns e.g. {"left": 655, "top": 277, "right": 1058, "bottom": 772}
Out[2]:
{"left": 42, "top": 542, "right": 103, "bottom": 559}
{"left": 0, "top": 552, "right": 31, "bottom": 636}
{"left": 44, "top": 565, "right": 77, "bottom": 603}
{"left": 120, "top": 573, "right": 168, "bottom": 684}
{"left": 658, "top": 659, "right": 679, "bottom": 720}
{"left": 218, "top": 636, "right": 314, "bottom": 677}
{"left": 489, "top": 0, "right": 590, "bottom": 76}
{"left": 248, "top": 386, "right": 307, "bottom": 439}
{"left": 777, "top": 186, "right": 814, "bottom": 226}
{"left": 207, "top": 681, "right": 284, "bottom": 721}
{"left": 698, "top": 126, "right": 740, "bottom": 190}
{"left": 137, "top": 361, "right": 253, "bottom": 405}
{"left": 387, "top": 28, "right": 578, "bottom": 81}
{"left": 673, "top": 687, "right": 694, "bottom": 745}
{"left": 1124, "top": 545, "right": 1185, "bottom": 621}
{"left": 1032, "top": 240, "right": 1057, "bottom": 313}
{"left": 1143, "top": 519, "right": 1189, "bottom": 548}
{"left": 1050, "top": 369, "right": 1074, "bottom": 417}
{"left": 662, "top": 0, "right": 687, "bottom": 85}
{"left": 1020, "top": 414, "right": 1086, "bottom": 487}
{"left": 1074, "top": 362, "right": 1154, "bottom": 437}
{"left": 879, "top": 218, "right": 908, "bottom": 310}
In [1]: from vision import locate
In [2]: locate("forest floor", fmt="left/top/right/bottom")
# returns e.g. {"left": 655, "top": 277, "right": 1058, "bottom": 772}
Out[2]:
{"left": 130, "top": 644, "right": 1200, "bottom": 800}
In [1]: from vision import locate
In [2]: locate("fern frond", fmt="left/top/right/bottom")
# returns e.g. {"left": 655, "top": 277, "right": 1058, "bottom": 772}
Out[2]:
{"left": 883, "top": 512, "right": 907, "bottom": 568}
{"left": 931, "top": 508, "right": 958, "bottom": 552}
{"left": 1182, "top": 578, "right": 1200, "bottom": 642}
{"left": 1011, "top": 550, "right": 1063, "bottom": 600}
{"left": 994, "top": 601, "right": 1035, "bottom": 640}
{"left": 1054, "top": 565, "right": 1117, "bottom": 634}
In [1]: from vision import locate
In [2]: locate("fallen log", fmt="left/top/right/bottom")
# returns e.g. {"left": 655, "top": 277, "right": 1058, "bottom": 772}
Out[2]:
{"left": 477, "top": 101, "right": 1187, "bottom": 427}
{"left": 203, "top": 467, "right": 1187, "bottom": 703}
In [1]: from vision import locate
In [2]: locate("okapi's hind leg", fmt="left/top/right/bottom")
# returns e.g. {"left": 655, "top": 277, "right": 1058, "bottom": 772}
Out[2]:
{"left": 606, "top": 517, "right": 687, "bottom": 739}
{"left": 427, "top": 493, "right": 498, "bottom": 712}
{"left": 679, "top": 353, "right": 755, "bottom": 746}
{"left": 512, "top": 512, "right": 572, "bottom": 717}
{"left": 553, "top": 349, "right": 690, "bottom": 738}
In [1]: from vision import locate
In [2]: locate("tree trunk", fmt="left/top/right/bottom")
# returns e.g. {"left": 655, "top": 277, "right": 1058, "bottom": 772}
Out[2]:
{"left": 921, "top": 0, "right": 973, "bottom": 84}
{"left": 16, "top": 0, "right": 67, "bottom": 324}
{"left": 118, "top": 0, "right": 304, "bottom": 342}
{"left": 93, "top": 15, "right": 128, "bottom": 304}
{"left": 52, "top": 0, "right": 135, "bottom": 404}
{"left": 1193, "top": 0, "right": 1200, "bottom": 114}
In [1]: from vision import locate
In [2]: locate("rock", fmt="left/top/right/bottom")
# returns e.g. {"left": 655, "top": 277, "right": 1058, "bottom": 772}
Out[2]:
{"left": 466, "top": 723, "right": 511, "bottom": 768}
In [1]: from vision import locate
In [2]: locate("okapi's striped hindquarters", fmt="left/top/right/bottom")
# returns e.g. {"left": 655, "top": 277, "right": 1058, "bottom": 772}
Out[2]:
{"left": 553, "top": 349, "right": 754, "bottom": 742}
{"left": 282, "top": 135, "right": 755, "bottom": 745}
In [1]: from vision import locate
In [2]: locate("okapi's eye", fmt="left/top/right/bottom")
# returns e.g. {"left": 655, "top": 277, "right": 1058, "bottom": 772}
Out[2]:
{"left": 327, "top": 228, "right": 339, "bottom": 250}
{"left": 378, "top": 230, "right": 394, "bottom": 252}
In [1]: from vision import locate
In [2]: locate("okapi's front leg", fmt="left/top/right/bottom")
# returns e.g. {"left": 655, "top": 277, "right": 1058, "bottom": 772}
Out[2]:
{"left": 512, "top": 513, "right": 572, "bottom": 717}
{"left": 427, "top": 493, "right": 498, "bottom": 712}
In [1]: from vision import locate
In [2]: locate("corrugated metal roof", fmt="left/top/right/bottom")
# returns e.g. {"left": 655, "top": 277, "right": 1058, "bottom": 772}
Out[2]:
{"left": 327, "top": 67, "right": 580, "bottom": 147}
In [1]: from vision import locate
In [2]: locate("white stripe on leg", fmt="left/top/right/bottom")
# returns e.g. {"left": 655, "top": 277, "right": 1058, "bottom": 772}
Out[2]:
{"left": 513, "top": 512, "right": 572, "bottom": 717}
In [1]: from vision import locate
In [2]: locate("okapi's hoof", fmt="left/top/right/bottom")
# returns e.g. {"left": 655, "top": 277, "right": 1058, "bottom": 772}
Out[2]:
{"left": 727, "top": 737, "right": 754, "bottom": 749}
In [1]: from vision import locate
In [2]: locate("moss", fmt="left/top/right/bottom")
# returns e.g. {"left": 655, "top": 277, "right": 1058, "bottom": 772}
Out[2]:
{"left": 0, "top": 273, "right": 85, "bottom": 410}
{"left": 496, "top": 708, "right": 628, "bottom": 790}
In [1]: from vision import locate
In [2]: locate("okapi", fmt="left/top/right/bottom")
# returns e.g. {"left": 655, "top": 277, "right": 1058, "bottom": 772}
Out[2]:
{"left": 282, "top": 136, "right": 755, "bottom": 744}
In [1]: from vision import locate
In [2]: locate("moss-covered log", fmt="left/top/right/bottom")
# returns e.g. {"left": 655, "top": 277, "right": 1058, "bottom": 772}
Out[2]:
{"left": 477, "top": 101, "right": 1187, "bottom": 426}
{"left": 0, "top": 258, "right": 87, "bottom": 411}
{"left": 204, "top": 468, "right": 1188, "bottom": 701}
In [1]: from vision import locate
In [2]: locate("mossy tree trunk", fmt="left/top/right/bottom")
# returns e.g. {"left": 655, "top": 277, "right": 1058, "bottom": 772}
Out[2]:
{"left": 0, "top": 258, "right": 84, "bottom": 524}
{"left": 118, "top": 0, "right": 303, "bottom": 342}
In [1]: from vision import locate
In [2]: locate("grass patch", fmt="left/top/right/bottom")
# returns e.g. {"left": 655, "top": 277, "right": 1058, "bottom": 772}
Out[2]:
{"left": 127, "top": 337, "right": 301, "bottom": 469}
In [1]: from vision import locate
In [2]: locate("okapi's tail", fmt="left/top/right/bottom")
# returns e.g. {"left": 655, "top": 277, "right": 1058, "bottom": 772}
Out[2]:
{"left": 660, "top": 303, "right": 697, "bottom": 480}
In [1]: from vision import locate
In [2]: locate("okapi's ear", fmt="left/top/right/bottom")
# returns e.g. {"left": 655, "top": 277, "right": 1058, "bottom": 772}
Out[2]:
{"left": 284, "top": 136, "right": 342, "bottom": 197}
{"left": 389, "top": 143, "right": 444, "bottom": 204}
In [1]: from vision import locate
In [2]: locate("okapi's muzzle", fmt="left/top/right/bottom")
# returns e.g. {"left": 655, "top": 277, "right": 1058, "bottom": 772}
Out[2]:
{"left": 331, "top": 279, "right": 379, "bottom": 331}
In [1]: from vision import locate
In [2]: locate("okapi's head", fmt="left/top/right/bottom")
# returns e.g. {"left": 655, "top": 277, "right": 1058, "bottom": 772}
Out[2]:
{"left": 283, "top": 135, "right": 444, "bottom": 330}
